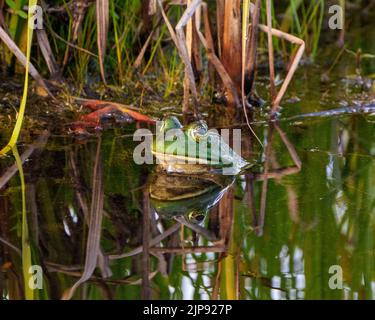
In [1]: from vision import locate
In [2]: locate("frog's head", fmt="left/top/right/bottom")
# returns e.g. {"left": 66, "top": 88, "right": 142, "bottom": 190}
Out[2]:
{"left": 153, "top": 117, "right": 251, "bottom": 175}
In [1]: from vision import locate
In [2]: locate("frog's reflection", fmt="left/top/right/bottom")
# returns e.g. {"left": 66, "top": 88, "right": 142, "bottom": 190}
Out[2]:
{"left": 149, "top": 167, "right": 234, "bottom": 227}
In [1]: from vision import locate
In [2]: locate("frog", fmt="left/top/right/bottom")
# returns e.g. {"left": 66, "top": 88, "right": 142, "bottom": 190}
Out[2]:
{"left": 152, "top": 116, "right": 253, "bottom": 175}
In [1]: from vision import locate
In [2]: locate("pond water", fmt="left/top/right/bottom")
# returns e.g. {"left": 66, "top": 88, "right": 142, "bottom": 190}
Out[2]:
{"left": 0, "top": 14, "right": 374, "bottom": 300}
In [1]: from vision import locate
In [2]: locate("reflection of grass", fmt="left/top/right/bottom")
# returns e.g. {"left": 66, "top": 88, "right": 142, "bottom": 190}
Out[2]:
{"left": 279, "top": 0, "right": 324, "bottom": 59}
{"left": 2, "top": 117, "right": 374, "bottom": 300}
{"left": 12, "top": 146, "right": 34, "bottom": 300}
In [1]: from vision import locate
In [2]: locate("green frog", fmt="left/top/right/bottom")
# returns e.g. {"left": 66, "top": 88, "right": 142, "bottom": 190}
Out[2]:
{"left": 149, "top": 117, "right": 254, "bottom": 225}
{"left": 152, "top": 116, "right": 252, "bottom": 175}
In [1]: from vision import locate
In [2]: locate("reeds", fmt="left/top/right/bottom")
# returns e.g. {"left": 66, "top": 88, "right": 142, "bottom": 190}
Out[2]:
{"left": 0, "top": 1, "right": 325, "bottom": 110}
{"left": 0, "top": 0, "right": 38, "bottom": 155}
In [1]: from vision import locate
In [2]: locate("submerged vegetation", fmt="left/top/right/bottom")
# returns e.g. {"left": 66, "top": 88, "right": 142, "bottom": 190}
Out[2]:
{"left": 0, "top": 0, "right": 375, "bottom": 300}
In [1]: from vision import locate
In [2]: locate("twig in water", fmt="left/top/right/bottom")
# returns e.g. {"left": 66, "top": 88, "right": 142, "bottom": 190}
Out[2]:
{"left": 0, "top": 132, "right": 49, "bottom": 190}
{"left": 108, "top": 222, "right": 181, "bottom": 260}
{"left": 0, "top": 237, "right": 22, "bottom": 257}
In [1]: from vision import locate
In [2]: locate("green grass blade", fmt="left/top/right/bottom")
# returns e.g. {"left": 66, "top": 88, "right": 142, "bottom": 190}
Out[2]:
{"left": 0, "top": 0, "right": 37, "bottom": 155}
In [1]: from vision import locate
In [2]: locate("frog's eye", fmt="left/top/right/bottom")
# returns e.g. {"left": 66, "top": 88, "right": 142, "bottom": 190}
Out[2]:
{"left": 188, "top": 210, "right": 206, "bottom": 224}
{"left": 190, "top": 121, "right": 208, "bottom": 141}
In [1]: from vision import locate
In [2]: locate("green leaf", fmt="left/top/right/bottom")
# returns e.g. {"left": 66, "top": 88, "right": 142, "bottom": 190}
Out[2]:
{"left": 6, "top": 0, "right": 17, "bottom": 10}
{"left": 16, "top": 9, "right": 28, "bottom": 19}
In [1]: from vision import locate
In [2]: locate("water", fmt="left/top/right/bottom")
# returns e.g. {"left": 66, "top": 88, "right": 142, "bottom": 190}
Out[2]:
{"left": 0, "top": 17, "right": 375, "bottom": 300}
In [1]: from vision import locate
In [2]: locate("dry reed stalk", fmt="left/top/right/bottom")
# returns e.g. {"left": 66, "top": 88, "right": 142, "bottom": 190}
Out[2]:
{"left": 221, "top": 0, "right": 242, "bottom": 106}
{"left": 256, "top": 24, "right": 305, "bottom": 114}
{"left": 183, "top": 0, "right": 193, "bottom": 113}
{"left": 243, "top": 2, "right": 305, "bottom": 115}
{"left": 266, "top": 0, "right": 276, "bottom": 101}
{"left": 0, "top": 25, "right": 49, "bottom": 91}
{"left": 215, "top": 0, "right": 224, "bottom": 58}
{"left": 195, "top": 2, "right": 240, "bottom": 107}
{"left": 245, "top": 0, "right": 260, "bottom": 97}
{"left": 157, "top": 0, "right": 200, "bottom": 118}
{"left": 62, "top": 136, "right": 104, "bottom": 300}
{"left": 241, "top": 0, "right": 263, "bottom": 147}
{"left": 96, "top": 0, "right": 109, "bottom": 84}
{"left": 36, "top": 29, "right": 60, "bottom": 78}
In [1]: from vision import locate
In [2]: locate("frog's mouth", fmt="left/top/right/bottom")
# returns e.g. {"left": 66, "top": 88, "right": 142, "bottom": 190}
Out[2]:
{"left": 152, "top": 150, "right": 224, "bottom": 166}
{"left": 152, "top": 150, "right": 253, "bottom": 176}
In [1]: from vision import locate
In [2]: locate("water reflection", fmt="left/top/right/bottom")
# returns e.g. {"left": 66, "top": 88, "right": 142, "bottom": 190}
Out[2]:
{"left": 0, "top": 114, "right": 374, "bottom": 300}
{"left": 149, "top": 167, "right": 235, "bottom": 243}
{"left": 149, "top": 168, "right": 234, "bottom": 221}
